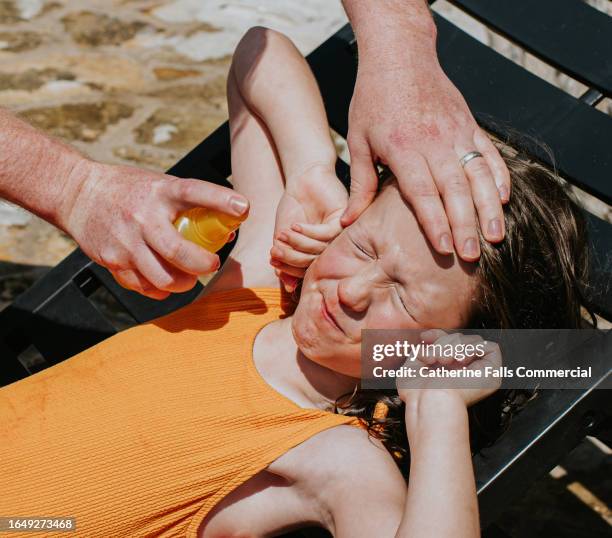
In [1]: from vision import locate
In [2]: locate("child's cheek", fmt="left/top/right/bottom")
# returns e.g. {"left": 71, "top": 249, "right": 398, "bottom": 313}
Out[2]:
{"left": 370, "top": 303, "right": 416, "bottom": 331}
{"left": 314, "top": 241, "right": 355, "bottom": 278}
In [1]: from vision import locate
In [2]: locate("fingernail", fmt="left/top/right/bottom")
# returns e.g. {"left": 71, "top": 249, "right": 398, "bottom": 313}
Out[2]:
{"left": 439, "top": 233, "right": 453, "bottom": 254}
{"left": 230, "top": 196, "right": 249, "bottom": 216}
{"left": 463, "top": 238, "right": 479, "bottom": 259}
{"left": 291, "top": 224, "right": 302, "bottom": 233}
{"left": 488, "top": 218, "right": 502, "bottom": 239}
{"left": 498, "top": 185, "right": 509, "bottom": 203}
{"left": 277, "top": 232, "right": 288, "bottom": 242}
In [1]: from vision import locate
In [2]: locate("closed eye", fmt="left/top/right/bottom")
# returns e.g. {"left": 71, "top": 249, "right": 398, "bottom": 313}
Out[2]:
{"left": 350, "top": 236, "right": 376, "bottom": 259}
{"left": 394, "top": 284, "right": 417, "bottom": 320}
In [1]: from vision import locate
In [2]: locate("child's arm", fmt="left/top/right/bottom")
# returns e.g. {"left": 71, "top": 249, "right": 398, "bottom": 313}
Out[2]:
{"left": 331, "top": 332, "right": 501, "bottom": 537}
{"left": 230, "top": 27, "right": 348, "bottom": 291}
{"left": 207, "top": 27, "right": 346, "bottom": 294}
{"left": 230, "top": 27, "right": 337, "bottom": 186}
{"left": 392, "top": 332, "right": 502, "bottom": 538}
{"left": 395, "top": 392, "right": 480, "bottom": 538}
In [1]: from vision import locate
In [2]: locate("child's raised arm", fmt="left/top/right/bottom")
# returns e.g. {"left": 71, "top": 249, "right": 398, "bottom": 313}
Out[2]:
{"left": 230, "top": 27, "right": 348, "bottom": 291}
{"left": 209, "top": 27, "right": 346, "bottom": 294}
{"left": 231, "top": 27, "right": 337, "bottom": 184}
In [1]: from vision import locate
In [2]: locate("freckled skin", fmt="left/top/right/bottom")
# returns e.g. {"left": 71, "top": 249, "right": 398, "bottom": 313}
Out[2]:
{"left": 292, "top": 179, "right": 478, "bottom": 378}
{"left": 389, "top": 122, "right": 441, "bottom": 151}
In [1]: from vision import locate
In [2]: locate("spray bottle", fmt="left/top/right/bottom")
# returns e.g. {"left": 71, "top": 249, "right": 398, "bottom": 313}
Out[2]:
{"left": 174, "top": 208, "right": 246, "bottom": 284}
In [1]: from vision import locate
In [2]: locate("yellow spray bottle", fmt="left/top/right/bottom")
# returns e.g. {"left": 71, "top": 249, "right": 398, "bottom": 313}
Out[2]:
{"left": 174, "top": 208, "right": 246, "bottom": 283}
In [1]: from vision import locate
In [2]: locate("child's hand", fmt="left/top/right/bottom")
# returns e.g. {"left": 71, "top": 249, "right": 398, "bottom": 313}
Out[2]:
{"left": 397, "top": 329, "right": 503, "bottom": 408}
{"left": 271, "top": 167, "right": 347, "bottom": 292}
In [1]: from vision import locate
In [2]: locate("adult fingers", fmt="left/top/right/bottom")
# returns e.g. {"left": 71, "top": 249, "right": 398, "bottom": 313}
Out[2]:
{"left": 474, "top": 129, "right": 511, "bottom": 204}
{"left": 456, "top": 139, "right": 505, "bottom": 243}
{"left": 110, "top": 268, "right": 171, "bottom": 300}
{"left": 387, "top": 152, "right": 453, "bottom": 256}
{"left": 464, "top": 160, "right": 505, "bottom": 243}
{"left": 429, "top": 154, "right": 480, "bottom": 261}
{"left": 342, "top": 137, "right": 379, "bottom": 226}
{"left": 132, "top": 243, "right": 199, "bottom": 293}
{"left": 168, "top": 177, "right": 250, "bottom": 218}
{"left": 276, "top": 229, "right": 327, "bottom": 255}
{"left": 144, "top": 222, "right": 220, "bottom": 275}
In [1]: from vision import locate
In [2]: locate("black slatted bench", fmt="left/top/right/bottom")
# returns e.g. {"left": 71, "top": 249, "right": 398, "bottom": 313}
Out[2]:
{"left": 1, "top": 0, "right": 611, "bottom": 534}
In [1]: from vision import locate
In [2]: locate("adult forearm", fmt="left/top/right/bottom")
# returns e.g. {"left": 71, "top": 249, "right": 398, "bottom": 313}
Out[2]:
{"left": 342, "top": 0, "right": 437, "bottom": 62}
{"left": 0, "top": 107, "right": 86, "bottom": 230}
{"left": 396, "top": 392, "right": 479, "bottom": 538}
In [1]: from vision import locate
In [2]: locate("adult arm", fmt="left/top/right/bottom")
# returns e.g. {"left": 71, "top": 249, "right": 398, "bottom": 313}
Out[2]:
{"left": 341, "top": 0, "right": 511, "bottom": 261}
{"left": 0, "top": 107, "right": 248, "bottom": 299}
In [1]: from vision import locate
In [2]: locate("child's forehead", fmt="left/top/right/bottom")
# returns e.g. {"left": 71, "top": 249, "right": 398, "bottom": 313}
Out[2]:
{"left": 363, "top": 183, "right": 419, "bottom": 236}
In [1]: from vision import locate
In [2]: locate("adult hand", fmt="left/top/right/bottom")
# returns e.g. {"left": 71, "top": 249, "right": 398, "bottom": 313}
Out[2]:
{"left": 271, "top": 166, "right": 347, "bottom": 292}
{"left": 343, "top": 52, "right": 511, "bottom": 262}
{"left": 59, "top": 159, "right": 249, "bottom": 300}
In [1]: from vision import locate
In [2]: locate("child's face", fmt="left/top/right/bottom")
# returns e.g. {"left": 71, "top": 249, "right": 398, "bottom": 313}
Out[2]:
{"left": 292, "top": 180, "right": 478, "bottom": 377}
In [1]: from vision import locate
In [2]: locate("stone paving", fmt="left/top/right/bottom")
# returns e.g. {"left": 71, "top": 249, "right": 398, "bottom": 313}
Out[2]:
{"left": 0, "top": 2, "right": 610, "bottom": 536}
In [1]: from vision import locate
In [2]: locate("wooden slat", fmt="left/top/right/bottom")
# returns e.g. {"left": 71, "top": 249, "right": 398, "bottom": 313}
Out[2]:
{"left": 447, "top": 0, "right": 612, "bottom": 97}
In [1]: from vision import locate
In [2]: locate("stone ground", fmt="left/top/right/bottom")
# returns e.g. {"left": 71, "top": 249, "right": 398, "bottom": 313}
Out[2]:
{"left": 0, "top": 1, "right": 610, "bottom": 536}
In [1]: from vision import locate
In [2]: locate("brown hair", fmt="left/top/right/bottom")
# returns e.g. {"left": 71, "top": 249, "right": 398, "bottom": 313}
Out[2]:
{"left": 333, "top": 134, "right": 597, "bottom": 475}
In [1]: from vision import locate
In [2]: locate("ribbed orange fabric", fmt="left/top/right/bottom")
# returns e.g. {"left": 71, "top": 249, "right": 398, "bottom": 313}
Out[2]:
{"left": 1, "top": 287, "right": 361, "bottom": 537}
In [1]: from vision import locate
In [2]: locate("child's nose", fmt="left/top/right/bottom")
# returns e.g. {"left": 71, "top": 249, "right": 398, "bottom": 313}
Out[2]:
{"left": 338, "top": 271, "right": 373, "bottom": 312}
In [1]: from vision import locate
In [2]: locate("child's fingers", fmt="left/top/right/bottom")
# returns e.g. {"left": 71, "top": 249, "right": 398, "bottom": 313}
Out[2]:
{"left": 270, "top": 258, "right": 307, "bottom": 278}
{"left": 419, "top": 329, "right": 447, "bottom": 344}
{"left": 271, "top": 242, "right": 317, "bottom": 268}
{"left": 418, "top": 331, "right": 484, "bottom": 367}
{"left": 276, "top": 229, "right": 328, "bottom": 255}
{"left": 291, "top": 220, "right": 342, "bottom": 242}
{"left": 279, "top": 273, "right": 300, "bottom": 292}
{"left": 447, "top": 334, "right": 486, "bottom": 368}
{"left": 273, "top": 268, "right": 300, "bottom": 293}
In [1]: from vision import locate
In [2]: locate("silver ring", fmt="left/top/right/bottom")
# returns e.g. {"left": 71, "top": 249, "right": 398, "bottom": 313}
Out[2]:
{"left": 459, "top": 151, "right": 484, "bottom": 168}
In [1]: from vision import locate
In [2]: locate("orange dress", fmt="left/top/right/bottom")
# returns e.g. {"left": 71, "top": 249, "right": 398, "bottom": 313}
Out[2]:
{"left": 1, "top": 287, "right": 361, "bottom": 537}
